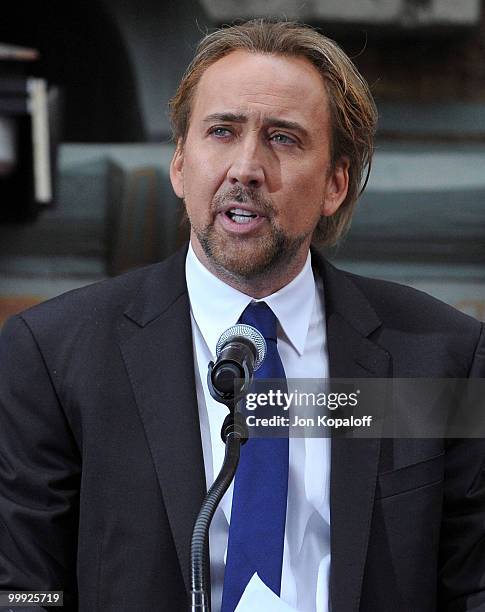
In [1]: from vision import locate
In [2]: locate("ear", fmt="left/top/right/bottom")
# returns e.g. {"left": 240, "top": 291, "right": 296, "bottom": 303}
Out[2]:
{"left": 169, "top": 139, "right": 185, "bottom": 198}
{"left": 321, "top": 156, "right": 350, "bottom": 217}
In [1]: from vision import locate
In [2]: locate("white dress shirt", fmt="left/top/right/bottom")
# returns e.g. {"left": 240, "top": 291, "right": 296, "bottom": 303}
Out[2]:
{"left": 185, "top": 243, "right": 331, "bottom": 612}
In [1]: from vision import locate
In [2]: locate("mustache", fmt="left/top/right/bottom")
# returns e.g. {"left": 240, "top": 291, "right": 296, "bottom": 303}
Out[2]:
{"left": 212, "top": 186, "right": 274, "bottom": 217}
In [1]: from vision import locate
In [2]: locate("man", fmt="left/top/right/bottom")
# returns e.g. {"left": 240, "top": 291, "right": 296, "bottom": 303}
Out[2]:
{"left": 1, "top": 19, "right": 484, "bottom": 612}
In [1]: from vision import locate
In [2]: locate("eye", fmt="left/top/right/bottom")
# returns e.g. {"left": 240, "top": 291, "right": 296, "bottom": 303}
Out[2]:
{"left": 269, "top": 133, "right": 296, "bottom": 145}
{"left": 209, "top": 126, "right": 232, "bottom": 138}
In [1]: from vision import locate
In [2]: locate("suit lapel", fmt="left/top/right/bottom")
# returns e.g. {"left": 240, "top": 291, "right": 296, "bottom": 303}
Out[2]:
{"left": 119, "top": 247, "right": 206, "bottom": 593}
{"left": 314, "top": 251, "right": 391, "bottom": 612}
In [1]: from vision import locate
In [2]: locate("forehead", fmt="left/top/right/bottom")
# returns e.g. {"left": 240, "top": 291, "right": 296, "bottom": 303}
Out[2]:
{"left": 190, "top": 50, "right": 330, "bottom": 125}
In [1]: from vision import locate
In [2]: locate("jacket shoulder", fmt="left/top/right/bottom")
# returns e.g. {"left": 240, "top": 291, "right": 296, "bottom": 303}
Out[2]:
{"left": 343, "top": 270, "right": 480, "bottom": 334}
{"left": 15, "top": 246, "right": 188, "bottom": 334}
{"left": 18, "top": 264, "right": 160, "bottom": 330}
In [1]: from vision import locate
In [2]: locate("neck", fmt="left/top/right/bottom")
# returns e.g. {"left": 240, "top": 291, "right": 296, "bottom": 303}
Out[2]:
{"left": 190, "top": 238, "right": 309, "bottom": 299}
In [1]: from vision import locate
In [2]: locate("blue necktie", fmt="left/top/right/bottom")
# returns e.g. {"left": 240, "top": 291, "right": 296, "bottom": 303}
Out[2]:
{"left": 221, "top": 302, "right": 289, "bottom": 611}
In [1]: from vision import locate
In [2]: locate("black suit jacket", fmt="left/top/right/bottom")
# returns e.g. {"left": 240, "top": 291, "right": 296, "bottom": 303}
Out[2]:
{"left": 0, "top": 246, "right": 484, "bottom": 611}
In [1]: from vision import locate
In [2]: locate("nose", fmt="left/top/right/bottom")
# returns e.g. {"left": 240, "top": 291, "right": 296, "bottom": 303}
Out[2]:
{"left": 226, "top": 138, "right": 265, "bottom": 189}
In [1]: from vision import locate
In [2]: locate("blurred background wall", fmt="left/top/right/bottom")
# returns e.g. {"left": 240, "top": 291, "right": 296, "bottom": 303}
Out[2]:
{"left": 0, "top": 0, "right": 484, "bottom": 325}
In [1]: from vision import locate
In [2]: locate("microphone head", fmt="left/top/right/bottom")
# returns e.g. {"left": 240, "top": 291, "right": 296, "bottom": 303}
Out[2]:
{"left": 215, "top": 324, "right": 266, "bottom": 371}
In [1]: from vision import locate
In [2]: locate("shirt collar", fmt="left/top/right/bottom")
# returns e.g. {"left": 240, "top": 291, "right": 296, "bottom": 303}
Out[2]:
{"left": 185, "top": 243, "right": 316, "bottom": 358}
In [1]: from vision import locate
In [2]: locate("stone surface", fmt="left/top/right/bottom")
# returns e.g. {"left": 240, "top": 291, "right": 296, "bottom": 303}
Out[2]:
{"left": 200, "top": 0, "right": 481, "bottom": 26}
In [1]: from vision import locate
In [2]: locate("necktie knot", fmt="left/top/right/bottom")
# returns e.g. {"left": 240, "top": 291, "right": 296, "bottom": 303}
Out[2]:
{"left": 240, "top": 301, "right": 277, "bottom": 342}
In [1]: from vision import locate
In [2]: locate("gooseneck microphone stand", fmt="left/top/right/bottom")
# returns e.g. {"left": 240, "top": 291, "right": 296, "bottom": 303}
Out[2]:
{"left": 189, "top": 365, "right": 250, "bottom": 612}
{"left": 189, "top": 324, "right": 266, "bottom": 611}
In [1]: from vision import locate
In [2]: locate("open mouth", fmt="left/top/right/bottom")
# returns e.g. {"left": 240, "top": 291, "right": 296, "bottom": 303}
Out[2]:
{"left": 225, "top": 207, "right": 259, "bottom": 224}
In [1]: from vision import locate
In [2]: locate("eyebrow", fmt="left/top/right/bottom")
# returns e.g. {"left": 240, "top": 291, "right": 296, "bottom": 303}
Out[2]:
{"left": 202, "top": 112, "right": 309, "bottom": 139}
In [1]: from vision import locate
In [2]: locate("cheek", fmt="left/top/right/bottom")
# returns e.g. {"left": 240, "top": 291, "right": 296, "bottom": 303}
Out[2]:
{"left": 183, "top": 153, "right": 226, "bottom": 200}
{"left": 277, "top": 172, "right": 326, "bottom": 226}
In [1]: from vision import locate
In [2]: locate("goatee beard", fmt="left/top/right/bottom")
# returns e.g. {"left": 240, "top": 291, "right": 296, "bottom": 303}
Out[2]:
{"left": 195, "top": 224, "right": 308, "bottom": 283}
{"left": 189, "top": 185, "right": 310, "bottom": 284}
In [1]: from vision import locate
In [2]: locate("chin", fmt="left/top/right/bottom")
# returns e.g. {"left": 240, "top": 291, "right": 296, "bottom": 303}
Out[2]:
{"left": 196, "top": 227, "right": 308, "bottom": 282}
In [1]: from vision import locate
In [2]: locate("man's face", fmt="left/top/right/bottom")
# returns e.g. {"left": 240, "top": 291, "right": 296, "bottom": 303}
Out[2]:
{"left": 170, "top": 50, "right": 349, "bottom": 287}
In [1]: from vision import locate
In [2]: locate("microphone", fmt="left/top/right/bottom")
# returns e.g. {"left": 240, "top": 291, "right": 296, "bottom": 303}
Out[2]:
{"left": 208, "top": 323, "right": 266, "bottom": 403}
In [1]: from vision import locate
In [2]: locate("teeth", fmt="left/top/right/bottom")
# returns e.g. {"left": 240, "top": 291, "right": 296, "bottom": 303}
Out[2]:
{"left": 230, "top": 208, "right": 255, "bottom": 216}
{"left": 225, "top": 207, "right": 258, "bottom": 224}
{"left": 232, "top": 214, "right": 253, "bottom": 224}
